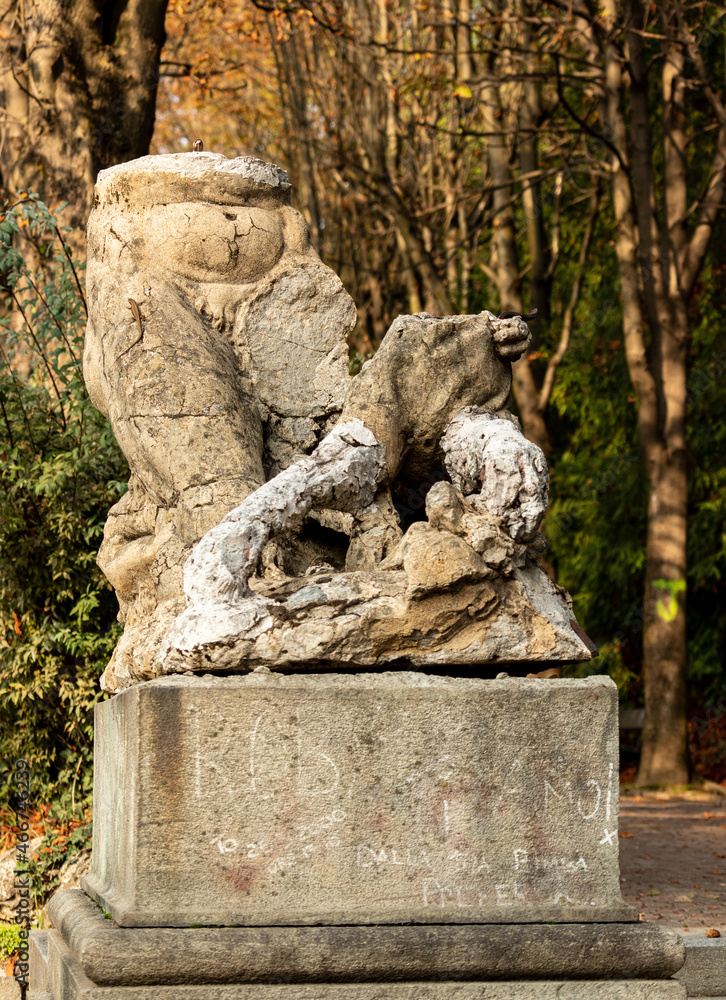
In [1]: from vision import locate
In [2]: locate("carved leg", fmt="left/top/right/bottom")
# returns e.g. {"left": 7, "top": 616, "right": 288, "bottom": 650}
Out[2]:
{"left": 183, "top": 420, "right": 387, "bottom": 604}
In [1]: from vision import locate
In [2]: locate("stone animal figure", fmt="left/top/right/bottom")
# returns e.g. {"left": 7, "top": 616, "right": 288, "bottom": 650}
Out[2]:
{"left": 182, "top": 311, "right": 547, "bottom": 608}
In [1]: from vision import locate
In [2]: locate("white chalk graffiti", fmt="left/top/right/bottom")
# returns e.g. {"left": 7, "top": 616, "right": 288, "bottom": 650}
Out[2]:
{"left": 513, "top": 848, "right": 588, "bottom": 873}
{"left": 356, "top": 845, "right": 491, "bottom": 875}
{"left": 421, "top": 879, "right": 525, "bottom": 908}
{"left": 250, "top": 710, "right": 340, "bottom": 800}
{"left": 268, "top": 809, "right": 347, "bottom": 874}
{"left": 209, "top": 836, "right": 239, "bottom": 855}
{"left": 577, "top": 779, "right": 602, "bottom": 820}
{"left": 203, "top": 722, "right": 617, "bottom": 910}
{"left": 357, "top": 846, "right": 432, "bottom": 869}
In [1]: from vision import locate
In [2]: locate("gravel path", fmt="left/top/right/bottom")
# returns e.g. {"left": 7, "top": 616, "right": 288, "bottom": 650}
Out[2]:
{"left": 619, "top": 791, "right": 726, "bottom": 936}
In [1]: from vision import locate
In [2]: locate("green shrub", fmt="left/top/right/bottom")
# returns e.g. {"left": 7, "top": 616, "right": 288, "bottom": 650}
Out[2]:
{"left": 0, "top": 194, "right": 128, "bottom": 815}
{"left": 0, "top": 923, "right": 21, "bottom": 962}
{"left": 27, "top": 808, "right": 93, "bottom": 912}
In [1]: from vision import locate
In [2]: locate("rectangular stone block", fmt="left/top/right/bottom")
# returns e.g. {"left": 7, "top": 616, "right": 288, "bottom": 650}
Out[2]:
{"left": 675, "top": 937, "right": 726, "bottom": 996}
{"left": 82, "top": 672, "right": 635, "bottom": 927}
{"left": 44, "top": 932, "right": 688, "bottom": 1000}
{"left": 30, "top": 931, "right": 49, "bottom": 992}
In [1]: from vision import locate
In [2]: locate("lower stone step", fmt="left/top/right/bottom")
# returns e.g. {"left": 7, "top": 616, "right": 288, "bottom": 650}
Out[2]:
{"left": 675, "top": 938, "right": 726, "bottom": 998}
{"left": 40, "top": 925, "right": 685, "bottom": 1000}
{"left": 46, "top": 890, "right": 685, "bottom": 987}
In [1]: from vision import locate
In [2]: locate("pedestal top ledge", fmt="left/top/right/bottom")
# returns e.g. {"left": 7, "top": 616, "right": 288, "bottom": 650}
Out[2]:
{"left": 82, "top": 672, "right": 636, "bottom": 928}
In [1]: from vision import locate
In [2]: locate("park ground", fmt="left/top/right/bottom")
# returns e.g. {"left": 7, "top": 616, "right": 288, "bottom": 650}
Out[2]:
{"left": 620, "top": 789, "right": 726, "bottom": 936}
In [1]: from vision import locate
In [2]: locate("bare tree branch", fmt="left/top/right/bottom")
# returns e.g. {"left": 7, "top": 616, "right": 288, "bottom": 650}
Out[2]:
{"left": 537, "top": 185, "right": 600, "bottom": 412}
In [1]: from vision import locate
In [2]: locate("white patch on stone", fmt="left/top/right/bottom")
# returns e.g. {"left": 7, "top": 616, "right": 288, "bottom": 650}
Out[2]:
{"left": 441, "top": 407, "right": 549, "bottom": 542}
{"left": 182, "top": 420, "right": 386, "bottom": 606}
{"left": 96, "top": 152, "right": 290, "bottom": 190}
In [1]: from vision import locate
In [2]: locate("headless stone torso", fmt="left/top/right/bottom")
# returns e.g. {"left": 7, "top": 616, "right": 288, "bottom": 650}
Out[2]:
{"left": 84, "top": 154, "right": 355, "bottom": 493}
{"left": 83, "top": 152, "right": 594, "bottom": 692}
{"left": 84, "top": 154, "right": 357, "bottom": 683}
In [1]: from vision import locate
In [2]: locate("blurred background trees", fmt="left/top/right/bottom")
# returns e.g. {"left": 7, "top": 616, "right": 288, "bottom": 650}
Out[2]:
{"left": 0, "top": 0, "right": 168, "bottom": 230}
{"left": 1, "top": 0, "right": 725, "bottom": 808}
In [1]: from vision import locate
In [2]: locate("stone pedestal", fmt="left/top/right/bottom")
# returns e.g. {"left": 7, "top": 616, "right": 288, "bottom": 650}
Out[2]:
{"left": 84, "top": 672, "right": 632, "bottom": 927}
{"left": 33, "top": 673, "right": 687, "bottom": 999}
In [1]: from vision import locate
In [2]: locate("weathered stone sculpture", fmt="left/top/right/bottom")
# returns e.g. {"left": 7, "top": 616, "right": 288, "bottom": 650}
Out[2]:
{"left": 83, "top": 152, "right": 594, "bottom": 691}
{"left": 31, "top": 152, "right": 687, "bottom": 1000}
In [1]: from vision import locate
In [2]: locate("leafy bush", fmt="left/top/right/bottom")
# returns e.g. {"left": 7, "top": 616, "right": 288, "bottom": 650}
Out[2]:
{"left": 0, "top": 194, "right": 128, "bottom": 816}
{"left": 0, "top": 923, "right": 21, "bottom": 962}
{"left": 27, "top": 806, "right": 93, "bottom": 912}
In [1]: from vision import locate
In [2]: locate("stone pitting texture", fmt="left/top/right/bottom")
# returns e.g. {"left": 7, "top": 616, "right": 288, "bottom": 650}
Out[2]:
{"left": 43, "top": 928, "right": 688, "bottom": 1000}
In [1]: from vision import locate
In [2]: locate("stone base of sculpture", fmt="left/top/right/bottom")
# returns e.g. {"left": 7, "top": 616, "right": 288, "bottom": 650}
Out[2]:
{"left": 85, "top": 673, "right": 633, "bottom": 926}
{"left": 30, "top": 905, "right": 686, "bottom": 999}
{"left": 31, "top": 673, "right": 685, "bottom": 998}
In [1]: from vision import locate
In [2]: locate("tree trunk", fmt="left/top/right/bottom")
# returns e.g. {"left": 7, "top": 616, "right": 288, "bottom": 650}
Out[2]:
{"left": 639, "top": 448, "right": 689, "bottom": 784}
{"left": 0, "top": 0, "right": 169, "bottom": 228}
{"left": 278, "top": 28, "right": 322, "bottom": 249}
{"left": 518, "top": 2, "right": 550, "bottom": 320}
{"left": 596, "top": 0, "right": 688, "bottom": 783}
